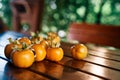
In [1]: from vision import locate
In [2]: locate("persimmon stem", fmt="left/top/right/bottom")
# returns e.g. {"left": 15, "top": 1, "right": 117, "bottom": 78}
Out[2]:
{"left": 8, "top": 38, "right": 13, "bottom": 43}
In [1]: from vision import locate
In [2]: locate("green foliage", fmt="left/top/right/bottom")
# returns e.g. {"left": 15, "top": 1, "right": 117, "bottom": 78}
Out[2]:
{"left": 0, "top": 0, "right": 120, "bottom": 34}
{"left": 42, "top": 0, "right": 120, "bottom": 35}
{"left": 0, "top": 0, "right": 12, "bottom": 29}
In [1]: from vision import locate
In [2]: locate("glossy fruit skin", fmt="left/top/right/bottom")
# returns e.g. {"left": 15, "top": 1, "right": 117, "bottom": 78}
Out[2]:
{"left": 40, "top": 40, "right": 48, "bottom": 49}
{"left": 12, "top": 49, "right": 34, "bottom": 68}
{"left": 71, "top": 44, "right": 88, "bottom": 60}
{"left": 32, "top": 44, "right": 46, "bottom": 61}
{"left": 4, "top": 44, "right": 14, "bottom": 59}
{"left": 4, "top": 44, "right": 22, "bottom": 59}
{"left": 19, "top": 37, "right": 31, "bottom": 45}
{"left": 46, "top": 47, "right": 64, "bottom": 62}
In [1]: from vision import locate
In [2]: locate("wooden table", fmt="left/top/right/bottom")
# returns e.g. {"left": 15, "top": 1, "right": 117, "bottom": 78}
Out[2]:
{"left": 0, "top": 31, "right": 120, "bottom": 80}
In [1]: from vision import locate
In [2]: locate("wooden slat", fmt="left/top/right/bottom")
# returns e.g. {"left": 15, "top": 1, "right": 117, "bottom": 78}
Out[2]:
{"left": 84, "top": 55, "right": 120, "bottom": 71}
{"left": 59, "top": 57, "right": 120, "bottom": 80}
{"left": 29, "top": 60, "right": 105, "bottom": 80}
{"left": 61, "top": 67, "right": 105, "bottom": 80}
{"left": 68, "top": 34, "right": 119, "bottom": 48}
{"left": 61, "top": 42, "right": 120, "bottom": 71}
{"left": 89, "top": 50, "right": 120, "bottom": 62}
{"left": 67, "top": 23, "right": 120, "bottom": 48}
{"left": 88, "top": 47, "right": 120, "bottom": 56}
{"left": 69, "top": 27, "right": 120, "bottom": 37}
{"left": 0, "top": 55, "right": 106, "bottom": 80}
{"left": 64, "top": 50, "right": 120, "bottom": 71}
{"left": 0, "top": 59, "right": 49, "bottom": 80}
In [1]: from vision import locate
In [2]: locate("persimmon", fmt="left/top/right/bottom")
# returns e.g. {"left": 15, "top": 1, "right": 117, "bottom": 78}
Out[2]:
{"left": 46, "top": 32, "right": 64, "bottom": 62}
{"left": 4, "top": 43, "right": 14, "bottom": 59}
{"left": 30, "top": 32, "right": 48, "bottom": 49}
{"left": 18, "top": 37, "right": 31, "bottom": 45}
{"left": 12, "top": 49, "right": 34, "bottom": 68}
{"left": 40, "top": 40, "right": 48, "bottom": 49}
{"left": 47, "top": 32, "right": 60, "bottom": 42}
{"left": 71, "top": 44, "right": 88, "bottom": 60}
{"left": 4, "top": 38, "right": 22, "bottom": 59}
{"left": 31, "top": 36, "right": 43, "bottom": 42}
{"left": 31, "top": 36, "right": 43, "bottom": 44}
{"left": 30, "top": 32, "right": 43, "bottom": 44}
{"left": 32, "top": 44, "right": 46, "bottom": 61}
{"left": 46, "top": 47, "right": 64, "bottom": 62}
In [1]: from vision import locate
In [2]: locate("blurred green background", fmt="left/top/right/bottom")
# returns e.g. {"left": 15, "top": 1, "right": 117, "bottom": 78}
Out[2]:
{"left": 0, "top": 0, "right": 120, "bottom": 37}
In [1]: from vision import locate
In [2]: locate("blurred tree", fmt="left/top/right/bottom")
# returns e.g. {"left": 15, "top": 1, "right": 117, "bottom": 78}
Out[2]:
{"left": 0, "top": 0, "right": 12, "bottom": 29}
{"left": 0, "top": 0, "right": 120, "bottom": 37}
{"left": 42, "top": 0, "right": 120, "bottom": 37}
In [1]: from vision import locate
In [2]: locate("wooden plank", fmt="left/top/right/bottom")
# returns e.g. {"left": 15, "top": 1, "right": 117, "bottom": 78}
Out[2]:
{"left": 89, "top": 50, "right": 120, "bottom": 62}
{"left": 69, "top": 23, "right": 120, "bottom": 37}
{"left": 61, "top": 43, "right": 120, "bottom": 71}
{"left": 59, "top": 57, "right": 120, "bottom": 80}
{"left": 0, "top": 56, "right": 105, "bottom": 80}
{"left": 0, "top": 59, "right": 49, "bottom": 80}
{"left": 29, "top": 61, "right": 59, "bottom": 80}
{"left": 84, "top": 55, "right": 120, "bottom": 71}
{"left": 88, "top": 47, "right": 120, "bottom": 56}
{"left": 69, "top": 27, "right": 120, "bottom": 37}
{"left": 29, "top": 60, "right": 105, "bottom": 80}
{"left": 64, "top": 49, "right": 120, "bottom": 71}
{"left": 67, "top": 23, "right": 120, "bottom": 48}
{"left": 61, "top": 68, "right": 106, "bottom": 80}
{"left": 68, "top": 34, "right": 120, "bottom": 48}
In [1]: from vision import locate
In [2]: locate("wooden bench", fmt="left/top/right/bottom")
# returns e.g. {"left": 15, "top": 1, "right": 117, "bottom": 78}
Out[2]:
{"left": 67, "top": 23, "right": 120, "bottom": 48}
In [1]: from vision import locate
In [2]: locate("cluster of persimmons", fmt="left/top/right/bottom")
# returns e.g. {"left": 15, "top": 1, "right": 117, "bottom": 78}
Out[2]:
{"left": 4, "top": 32, "right": 88, "bottom": 68}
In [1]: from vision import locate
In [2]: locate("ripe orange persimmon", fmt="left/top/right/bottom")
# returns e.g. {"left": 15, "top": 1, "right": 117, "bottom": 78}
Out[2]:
{"left": 4, "top": 43, "right": 14, "bottom": 59}
{"left": 31, "top": 36, "right": 43, "bottom": 43}
{"left": 18, "top": 37, "right": 31, "bottom": 45}
{"left": 46, "top": 47, "right": 64, "bottom": 62}
{"left": 4, "top": 44, "right": 22, "bottom": 59}
{"left": 40, "top": 40, "right": 48, "bottom": 49}
{"left": 32, "top": 44, "right": 46, "bottom": 61}
{"left": 12, "top": 49, "right": 34, "bottom": 68}
{"left": 30, "top": 32, "right": 43, "bottom": 44}
{"left": 4, "top": 38, "right": 22, "bottom": 59}
{"left": 71, "top": 44, "right": 88, "bottom": 60}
